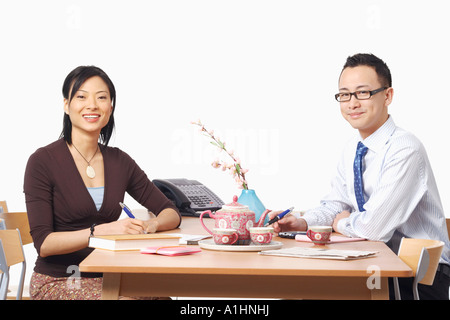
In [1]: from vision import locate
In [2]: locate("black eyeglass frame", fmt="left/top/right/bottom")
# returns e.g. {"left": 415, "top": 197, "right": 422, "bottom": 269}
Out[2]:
{"left": 335, "top": 87, "right": 388, "bottom": 102}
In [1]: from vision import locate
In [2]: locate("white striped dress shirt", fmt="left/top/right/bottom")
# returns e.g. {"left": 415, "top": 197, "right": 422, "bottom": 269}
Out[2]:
{"left": 302, "top": 116, "right": 450, "bottom": 264}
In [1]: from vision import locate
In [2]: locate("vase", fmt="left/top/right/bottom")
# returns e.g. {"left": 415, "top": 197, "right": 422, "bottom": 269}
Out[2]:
{"left": 238, "top": 189, "right": 269, "bottom": 225}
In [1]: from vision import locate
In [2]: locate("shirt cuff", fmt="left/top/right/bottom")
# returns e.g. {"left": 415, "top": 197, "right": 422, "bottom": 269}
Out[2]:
{"left": 336, "top": 217, "right": 350, "bottom": 235}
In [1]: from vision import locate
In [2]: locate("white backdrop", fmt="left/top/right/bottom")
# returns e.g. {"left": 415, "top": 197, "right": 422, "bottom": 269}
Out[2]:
{"left": 1, "top": 0, "right": 449, "bottom": 217}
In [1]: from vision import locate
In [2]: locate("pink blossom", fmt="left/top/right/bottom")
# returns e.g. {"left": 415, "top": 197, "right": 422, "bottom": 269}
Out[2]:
{"left": 192, "top": 120, "right": 249, "bottom": 190}
{"left": 211, "top": 160, "right": 221, "bottom": 169}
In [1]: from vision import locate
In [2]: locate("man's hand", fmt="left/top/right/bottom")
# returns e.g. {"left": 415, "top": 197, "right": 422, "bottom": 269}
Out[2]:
{"left": 268, "top": 210, "right": 307, "bottom": 233}
{"left": 332, "top": 210, "right": 351, "bottom": 232}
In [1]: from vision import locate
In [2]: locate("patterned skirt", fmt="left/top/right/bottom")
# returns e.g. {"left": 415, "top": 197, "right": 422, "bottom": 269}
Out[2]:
{"left": 29, "top": 272, "right": 170, "bottom": 300}
{"left": 30, "top": 272, "right": 102, "bottom": 300}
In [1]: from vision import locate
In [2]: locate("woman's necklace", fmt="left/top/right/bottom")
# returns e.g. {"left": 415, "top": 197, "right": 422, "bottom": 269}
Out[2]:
{"left": 72, "top": 144, "right": 99, "bottom": 179}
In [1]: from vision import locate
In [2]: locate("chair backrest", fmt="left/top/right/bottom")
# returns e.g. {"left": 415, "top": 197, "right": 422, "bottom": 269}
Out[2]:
{"left": 0, "top": 212, "right": 32, "bottom": 245}
{"left": 446, "top": 218, "right": 450, "bottom": 240}
{"left": 0, "top": 229, "right": 26, "bottom": 300}
{"left": 0, "top": 229, "right": 25, "bottom": 268}
{"left": 0, "top": 201, "right": 8, "bottom": 213}
{"left": 0, "top": 238, "right": 9, "bottom": 299}
{"left": 397, "top": 238, "right": 444, "bottom": 285}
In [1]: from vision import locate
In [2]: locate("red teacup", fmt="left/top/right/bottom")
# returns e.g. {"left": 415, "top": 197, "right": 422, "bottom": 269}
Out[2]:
{"left": 212, "top": 228, "right": 238, "bottom": 245}
{"left": 249, "top": 227, "right": 273, "bottom": 245}
{"left": 306, "top": 226, "right": 332, "bottom": 245}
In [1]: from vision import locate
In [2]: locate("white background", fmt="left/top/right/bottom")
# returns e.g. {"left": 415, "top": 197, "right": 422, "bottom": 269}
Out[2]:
{"left": 1, "top": 0, "right": 449, "bottom": 218}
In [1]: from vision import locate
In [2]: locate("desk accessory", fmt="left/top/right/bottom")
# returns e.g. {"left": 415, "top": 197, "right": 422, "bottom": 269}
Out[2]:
{"left": 238, "top": 189, "right": 268, "bottom": 226}
{"left": 178, "top": 234, "right": 211, "bottom": 245}
{"left": 141, "top": 246, "right": 201, "bottom": 256}
{"left": 88, "top": 233, "right": 181, "bottom": 251}
{"left": 279, "top": 231, "right": 306, "bottom": 239}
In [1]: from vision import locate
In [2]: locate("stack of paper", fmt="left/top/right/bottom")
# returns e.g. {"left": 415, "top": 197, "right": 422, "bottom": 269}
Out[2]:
{"left": 259, "top": 247, "right": 378, "bottom": 260}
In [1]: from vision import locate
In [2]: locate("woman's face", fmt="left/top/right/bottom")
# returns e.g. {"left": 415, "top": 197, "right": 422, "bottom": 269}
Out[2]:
{"left": 64, "top": 76, "right": 113, "bottom": 138}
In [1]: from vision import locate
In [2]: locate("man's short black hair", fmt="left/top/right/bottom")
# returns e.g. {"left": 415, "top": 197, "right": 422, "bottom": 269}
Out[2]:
{"left": 341, "top": 53, "right": 392, "bottom": 87}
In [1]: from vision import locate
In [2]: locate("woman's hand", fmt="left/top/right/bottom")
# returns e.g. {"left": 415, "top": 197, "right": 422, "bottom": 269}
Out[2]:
{"left": 143, "top": 219, "right": 160, "bottom": 234}
{"left": 39, "top": 218, "right": 147, "bottom": 257}
{"left": 96, "top": 218, "right": 147, "bottom": 235}
{"left": 143, "top": 208, "right": 180, "bottom": 234}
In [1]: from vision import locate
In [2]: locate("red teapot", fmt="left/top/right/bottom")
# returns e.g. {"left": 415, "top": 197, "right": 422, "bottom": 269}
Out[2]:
{"left": 199, "top": 195, "right": 271, "bottom": 245}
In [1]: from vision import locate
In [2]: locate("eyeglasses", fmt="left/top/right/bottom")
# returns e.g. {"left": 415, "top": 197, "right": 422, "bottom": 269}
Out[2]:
{"left": 335, "top": 87, "right": 388, "bottom": 102}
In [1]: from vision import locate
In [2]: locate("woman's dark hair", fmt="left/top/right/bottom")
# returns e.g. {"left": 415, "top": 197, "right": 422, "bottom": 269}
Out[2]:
{"left": 341, "top": 53, "right": 392, "bottom": 88}
{"left": 60, "top": 66, "right": 116, "bottom": 146}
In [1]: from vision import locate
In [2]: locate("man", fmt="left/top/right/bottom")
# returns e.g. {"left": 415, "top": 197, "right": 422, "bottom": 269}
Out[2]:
{"left": 272, "top": 53, "right": 450, "bottom": 299}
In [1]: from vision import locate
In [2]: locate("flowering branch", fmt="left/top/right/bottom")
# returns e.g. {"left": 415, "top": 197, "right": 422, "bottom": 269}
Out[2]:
{"left": 191, "top": 120, "right": 249, "bottom": 189}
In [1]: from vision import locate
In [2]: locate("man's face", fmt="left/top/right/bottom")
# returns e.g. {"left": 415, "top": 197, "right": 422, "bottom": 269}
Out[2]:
{"left": 338, "top": 65, "right": 393, "bottom": 139}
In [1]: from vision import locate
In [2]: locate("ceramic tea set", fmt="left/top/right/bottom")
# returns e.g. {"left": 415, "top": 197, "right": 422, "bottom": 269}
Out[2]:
{"left": 200, "top": 195, "right": 273, "bottom": 245}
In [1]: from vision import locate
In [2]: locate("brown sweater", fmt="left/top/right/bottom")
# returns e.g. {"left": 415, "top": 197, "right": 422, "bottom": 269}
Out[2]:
{"left": 24, "top": 139, "right": 180, "bottom": 277}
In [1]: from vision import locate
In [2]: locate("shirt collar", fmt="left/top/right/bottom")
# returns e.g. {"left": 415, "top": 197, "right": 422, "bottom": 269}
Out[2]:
{"left": 358, "top": 115, "right": 397, "bottom": 153}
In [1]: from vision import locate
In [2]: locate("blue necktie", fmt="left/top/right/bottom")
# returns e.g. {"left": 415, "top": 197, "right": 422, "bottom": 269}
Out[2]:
{"left": 354, "top": 142, "right": 368, "bottom": 212}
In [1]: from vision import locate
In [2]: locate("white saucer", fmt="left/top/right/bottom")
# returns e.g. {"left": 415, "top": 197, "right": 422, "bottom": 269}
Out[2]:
{"left": 198, "top": 239, "right": 283, "bottom": 252}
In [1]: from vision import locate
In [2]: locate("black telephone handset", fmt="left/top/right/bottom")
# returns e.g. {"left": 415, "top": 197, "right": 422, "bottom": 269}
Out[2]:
{"left": 153, "top": 178, "right": 224, "bottom": 217}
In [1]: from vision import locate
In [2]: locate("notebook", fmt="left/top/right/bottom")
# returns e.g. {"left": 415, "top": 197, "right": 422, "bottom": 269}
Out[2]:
{"left": 88, "top": 233, "right": 181, "bottom": 251}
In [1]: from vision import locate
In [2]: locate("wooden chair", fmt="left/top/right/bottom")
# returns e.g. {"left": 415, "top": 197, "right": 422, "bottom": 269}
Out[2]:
{"left": 0, "top": 229, "right": 26, "bottom": 300}
{"left": 0, "top": 212, "right": 33, "bottom": 299}
{"left": 393, "top": 238, "right": 444, "bottom": 300}
{"left": 0, "top": 201, "right": 8, "bottom": 213}
{"left": 0, "top": 212, "right": 32, "bottom": 245}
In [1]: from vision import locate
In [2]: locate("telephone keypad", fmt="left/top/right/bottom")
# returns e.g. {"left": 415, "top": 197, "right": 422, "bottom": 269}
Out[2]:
{"left": 178, "top": 184, "right": 224, "bottom": 210}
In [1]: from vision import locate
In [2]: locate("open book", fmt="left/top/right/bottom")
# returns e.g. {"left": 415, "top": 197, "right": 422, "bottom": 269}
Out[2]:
{"left": 88, "top": 233, "right": 181, "bottom": 251}
{"left": 259, "top": 247, "right": 378, "bottom": 260}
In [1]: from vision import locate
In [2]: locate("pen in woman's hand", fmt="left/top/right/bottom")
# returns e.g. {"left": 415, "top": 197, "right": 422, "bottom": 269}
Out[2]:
{"left": 119, "top": 202, "right": 135, "bottom": 218}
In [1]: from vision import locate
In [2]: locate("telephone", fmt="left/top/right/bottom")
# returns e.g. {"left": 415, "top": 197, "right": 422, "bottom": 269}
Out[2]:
{"left": 153, "top": 178, "right": 225, "bottom": 217}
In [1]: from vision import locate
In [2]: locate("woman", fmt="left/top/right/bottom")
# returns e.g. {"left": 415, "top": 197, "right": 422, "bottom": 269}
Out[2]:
{"left": 24, "top": 66, "right": 181, "bottom": 299}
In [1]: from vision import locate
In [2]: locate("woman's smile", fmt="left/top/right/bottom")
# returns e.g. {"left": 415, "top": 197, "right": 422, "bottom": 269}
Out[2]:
{"left": 82, "top": 113, "right": 101, "bottom": 122}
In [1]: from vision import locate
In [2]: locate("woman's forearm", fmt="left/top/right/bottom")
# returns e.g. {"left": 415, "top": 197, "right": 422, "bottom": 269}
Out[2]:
{"left": 39, "top": 228, "right": 91, "bottom": 258}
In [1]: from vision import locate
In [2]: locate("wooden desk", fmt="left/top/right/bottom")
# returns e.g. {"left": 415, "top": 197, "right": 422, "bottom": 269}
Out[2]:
{"left": 79, "top": 217, "right": 412, "bottom": 300}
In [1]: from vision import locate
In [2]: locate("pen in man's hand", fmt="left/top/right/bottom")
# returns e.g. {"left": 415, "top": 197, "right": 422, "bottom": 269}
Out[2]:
{"left": 264, "top": 207, "right": 294, "bottom": 227}
{"left": 119, "top": 202, "right": 135, "bottom": 218}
